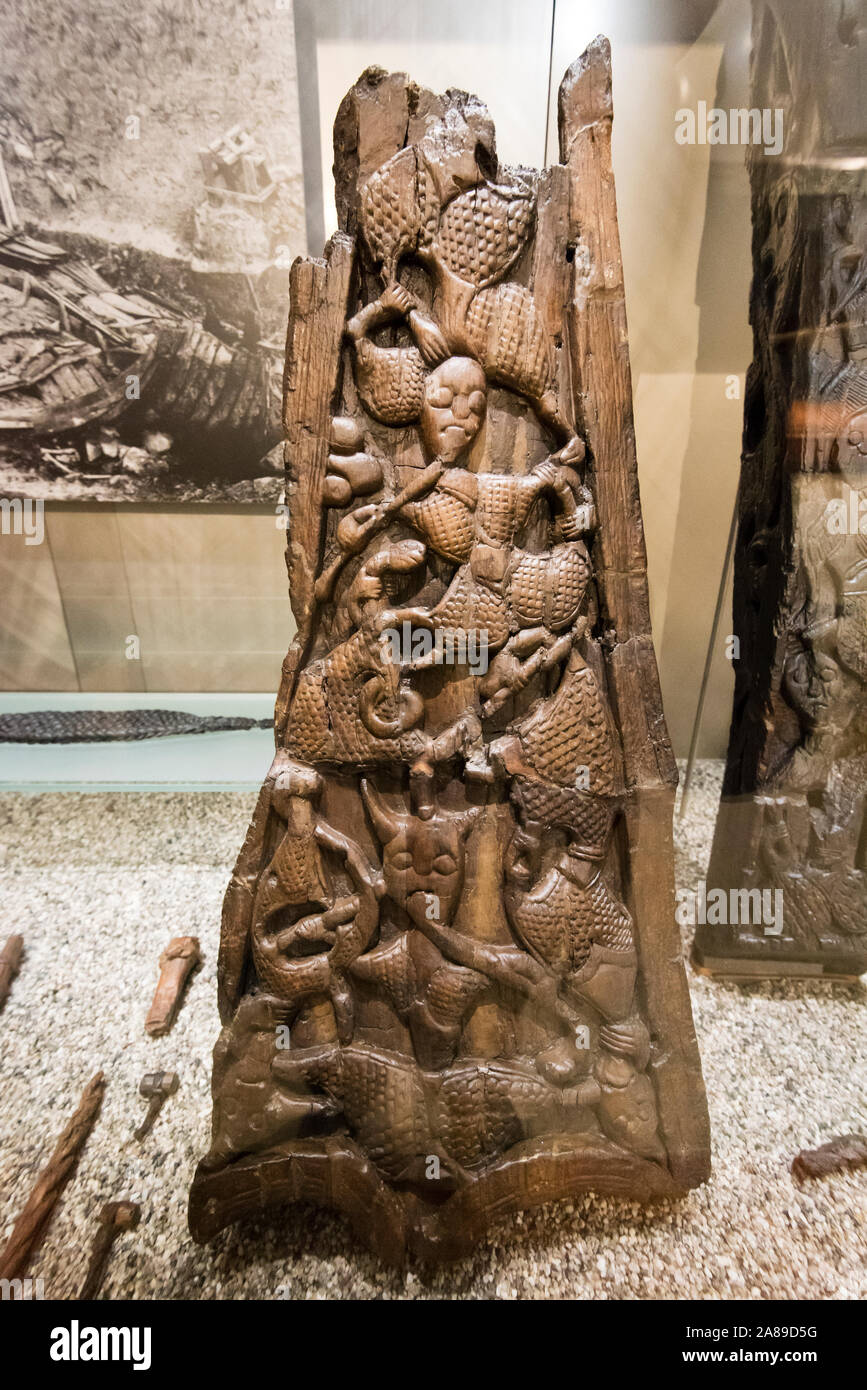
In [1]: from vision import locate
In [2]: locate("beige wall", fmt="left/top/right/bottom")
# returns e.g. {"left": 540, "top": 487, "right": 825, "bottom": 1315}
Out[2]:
{"left": 1, "top": 507, "right": 292, "bottom": 694}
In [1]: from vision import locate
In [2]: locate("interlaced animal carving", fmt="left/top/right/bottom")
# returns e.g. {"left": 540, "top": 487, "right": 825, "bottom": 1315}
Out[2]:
{"left": 355, "top": 99, "right": 578, "bottom": 449}
{"left": 192, "top": 58, "right": 701, "bottom": 1262}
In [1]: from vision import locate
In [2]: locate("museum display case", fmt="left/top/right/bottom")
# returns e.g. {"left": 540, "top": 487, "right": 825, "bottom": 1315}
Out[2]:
{"left": 0, "top": 0, "right": 863, "bottom": 1331}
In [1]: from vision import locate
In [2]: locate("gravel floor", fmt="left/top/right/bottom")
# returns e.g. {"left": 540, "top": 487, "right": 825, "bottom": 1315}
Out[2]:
{"left": 0, "top": 761, "right": 864, "bottom": 1300}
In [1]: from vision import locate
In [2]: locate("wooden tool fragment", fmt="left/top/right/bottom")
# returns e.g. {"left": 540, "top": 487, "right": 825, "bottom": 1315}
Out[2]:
{"left": 792, "top": 1133, "right": 867, "bottom": 1182}
{"left": 0, "top": 1071, "right": 105, "bottom": 1281}
{"left": 145, "top": 935, "right": 200, "bottom": 1036}
{"left": 0, "top": 933, "right": 24, "bottom": 1010}
{"left": 77, "top": 1201, "right": 141, "bottom": 1300}
{"left": 134, "top": 1070, "right": 179, "bottom": 1141}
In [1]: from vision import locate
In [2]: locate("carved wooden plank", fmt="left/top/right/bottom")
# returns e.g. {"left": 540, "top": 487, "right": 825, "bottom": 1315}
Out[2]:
{"left": 192, "top": 41, "right": 710, "bottom": 1263}
{"left": 273, "top": 235, "right": 354, "bottom": 739}
{"left": 560, "top": 40, "right": 675, "bottom": 788}
{"left": 560, "top": 38, "right": 709, "bottom": 1188}
{"left": 282, "top": 235, "right": 354, "bottom": 634}
{"left": 697, "top": 0, "right": 867, "bottom": 980}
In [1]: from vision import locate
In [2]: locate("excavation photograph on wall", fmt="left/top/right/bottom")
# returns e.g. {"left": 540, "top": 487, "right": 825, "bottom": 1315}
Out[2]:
{"left": 0, "top": 2, "right": 304, "bottom": 502}
{"left": 0, "top": 0, "right": 864, "bottom": 1348}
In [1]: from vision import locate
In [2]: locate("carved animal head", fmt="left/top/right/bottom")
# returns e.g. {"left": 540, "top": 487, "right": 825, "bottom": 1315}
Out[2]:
{"left": 361, "top": 776, "right": 480, "bottom": 928}
{"left": 417, "top": 98, "right": 497, "bottom": 206}
{"left": 359, "top": 96, "right": 496, "bottom": 285}
{"left": 270, "top": 757, "right": 322, "bottom": 828}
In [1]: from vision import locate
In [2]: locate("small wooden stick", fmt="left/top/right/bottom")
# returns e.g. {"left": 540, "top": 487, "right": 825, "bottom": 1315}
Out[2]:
{"left": 145, "top": 936, "right": 200, "bottom": 1036}
{"left": 0, "top": 934, "right": 24, "bottom": 1010}
{"left": 0, "top": 1071, "right": 105, "bottom": 1281}
{"left": 792, "top": 1133, "right": 867, "bottom": 1182}
{"left": 77, "top": 1201, "right": 141, "bottom": 1300}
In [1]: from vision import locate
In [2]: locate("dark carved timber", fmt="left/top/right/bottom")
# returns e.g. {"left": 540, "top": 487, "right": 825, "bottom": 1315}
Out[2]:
{"left": 696, "top": 0, "right": 867, "bottom": 980}
{"left": 190, "top": 39, "right": 710, "bottom": 1264}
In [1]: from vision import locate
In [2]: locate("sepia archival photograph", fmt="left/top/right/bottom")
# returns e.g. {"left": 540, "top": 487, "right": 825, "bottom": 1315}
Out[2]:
{"left": 0, "top": 0, "right": 306, "bottom": 501}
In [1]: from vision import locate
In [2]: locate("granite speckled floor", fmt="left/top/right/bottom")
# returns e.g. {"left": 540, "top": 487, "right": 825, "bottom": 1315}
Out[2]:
{"left": 0, "top": 762, "right": 864, "bottom": 1300}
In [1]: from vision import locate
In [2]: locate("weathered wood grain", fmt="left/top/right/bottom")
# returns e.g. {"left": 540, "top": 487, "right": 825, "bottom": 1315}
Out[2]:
{"left": 192, "top": 38, "right": 711, "bottom": 1263}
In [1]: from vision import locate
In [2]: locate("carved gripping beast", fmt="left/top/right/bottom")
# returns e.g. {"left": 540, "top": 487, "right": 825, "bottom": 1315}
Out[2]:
{"left": 189, "top": 40, "right": 710, "bottom": 1264}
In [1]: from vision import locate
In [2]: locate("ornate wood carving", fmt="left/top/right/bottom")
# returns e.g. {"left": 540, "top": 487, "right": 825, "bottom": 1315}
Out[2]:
{"left": 696, "top": 0, "right": 867, "bottom": 980}
{"left": 190, "top": 39, "right": 710, "bottom": 1263}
